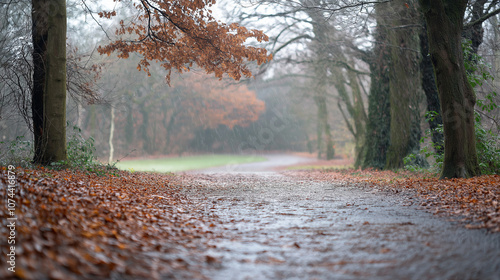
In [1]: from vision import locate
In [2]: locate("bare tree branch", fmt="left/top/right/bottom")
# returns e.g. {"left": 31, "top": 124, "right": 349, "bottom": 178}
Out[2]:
{"left": 80, "top": 0, "right": 112, "bottom": 41}
{"left": 464, "top": 7, "right": 500, "bottom": 29}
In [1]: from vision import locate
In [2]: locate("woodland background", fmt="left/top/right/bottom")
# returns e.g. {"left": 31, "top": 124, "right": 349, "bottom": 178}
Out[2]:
{"left": 1, "top": 0, "right": 499, "bottom": 174}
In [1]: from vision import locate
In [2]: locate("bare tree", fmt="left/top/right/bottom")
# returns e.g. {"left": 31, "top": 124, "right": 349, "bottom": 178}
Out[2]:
{"left": 228, "top": 0, "right": 375, "bottom": 160}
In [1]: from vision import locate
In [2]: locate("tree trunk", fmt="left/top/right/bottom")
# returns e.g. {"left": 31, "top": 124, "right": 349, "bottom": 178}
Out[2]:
{"left": 31, "top": 0, "right": 47, "bottom": 163}
{"left": 362, "top": 2, "right": 391, "bottom": 170}
{"left": 385, "top": 0, "right": 423, "bottom": 170}
{"left": 76, "top": 103, "right": 83, "bottom": 128}
{"left": 315, "top": 106, "right": 323, "bottom": 159}
{"left": 463, "top": 0, "right": 487, "bottom": 56}
{"left": 32, "top": 0, "right": 68, "bottom": 164}
{"left": 165, "top": 111, "right": 178, "bottom": 154}
{"left": 420, "top": 0, "right": 481, "bottom": 178}
{"left": 314, "top": 94, "right": 333, "bottom": 160}
{"left": 108, "top": 106, "right": 115, "bottom": 163}
{"left": 348, "top": 71, "right": 367, "bottom": 168}
{"left": 316, "top": 95, "right": 335, "bottom": 160}
{"left": 306, "top": 5, "right": 335, "bottom": 160}
{"left": 139, "top": 103, "right": 152, "bottom": 154}
{"left": 493, "top": 15, "right": 500, "bottom": 91}
{"left": 125, "top": 102, "right": 134, "bottom": 149}
{"left": 333, "top": 68, "right": 366, "bottom": 168}
{"left": 312, "top": 63, "right": 333, "bottom": 160}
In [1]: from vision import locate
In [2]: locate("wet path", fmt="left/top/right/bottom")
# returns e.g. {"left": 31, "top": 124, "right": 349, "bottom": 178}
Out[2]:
{"left": 182, "top": 173, "right": 500, "bottom": 280}
{"left": 190, "top": 154, "right": 316, "bottom": 174}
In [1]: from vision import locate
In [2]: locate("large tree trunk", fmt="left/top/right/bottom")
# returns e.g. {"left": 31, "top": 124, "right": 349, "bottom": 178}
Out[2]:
{"left": 32, "top": 0, "right": 68, "bottom": 164}
{"left": 31, "top": 0, "right": 47, "bottom": 163}
{"left": 420, "top": 0, "right": 481, "bottom": 178}
{"left": 306, "top": 5, "right": 335, "bottom": 160}
{"left": 362, "top": 2, "right": 391, "bottom": 170}
{"left": 347, "top": 70, "right": 367, "bottom": 168}
{"left": 385, "top": 0, "right": 423, "bottom": 170}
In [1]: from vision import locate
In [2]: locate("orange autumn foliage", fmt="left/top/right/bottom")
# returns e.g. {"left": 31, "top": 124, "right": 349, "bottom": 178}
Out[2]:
{"left": 97, "top": 0, "right": 272, "bottom": 83}
{"left": 173, "top": 75, "right": 266, "bottom": 129}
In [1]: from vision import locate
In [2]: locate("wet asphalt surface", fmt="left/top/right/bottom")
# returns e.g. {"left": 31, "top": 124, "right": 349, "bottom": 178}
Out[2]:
{"left": 181, "top": 155, "right": 500, "bottom": 280}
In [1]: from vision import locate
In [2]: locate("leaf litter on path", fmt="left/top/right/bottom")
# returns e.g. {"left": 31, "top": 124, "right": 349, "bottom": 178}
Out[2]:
{"left": 286, "top": 169, "right": 500, "bottom": 232}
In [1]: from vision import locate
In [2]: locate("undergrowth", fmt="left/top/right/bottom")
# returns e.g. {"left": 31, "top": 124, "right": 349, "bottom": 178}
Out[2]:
{"left": 404, "top": 40, "right": 500, "bottom": 175}
{"left": 0, "top": 123, "right": 120, "bottom": 176}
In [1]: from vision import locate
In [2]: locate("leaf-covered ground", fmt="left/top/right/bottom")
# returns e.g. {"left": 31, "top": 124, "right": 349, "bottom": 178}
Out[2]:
{"left": 1, "top": 165, "right": 499, "bottom": 279}
{"left": 287, "top": 168, "right": 500, "bottom": 232}
{"left": 0, "top": 167, "right": 219, "bottom": 280}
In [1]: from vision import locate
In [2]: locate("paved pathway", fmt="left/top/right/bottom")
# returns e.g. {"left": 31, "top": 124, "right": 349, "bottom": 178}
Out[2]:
{"left": 183, "top": 162, "right": 500, "bottom": 279}
{"left": 190, "top": 154, "right": 316, "bottom": 174}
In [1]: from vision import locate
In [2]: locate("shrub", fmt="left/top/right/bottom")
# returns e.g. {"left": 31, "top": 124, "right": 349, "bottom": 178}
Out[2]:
{"left": 0, "top": 135, "right": 33, "bottom": 168}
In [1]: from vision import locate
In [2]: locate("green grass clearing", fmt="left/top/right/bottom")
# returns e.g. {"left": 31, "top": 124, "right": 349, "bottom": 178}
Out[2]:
{"left": 115, "top": 154, "right": 267, "bottom": 173}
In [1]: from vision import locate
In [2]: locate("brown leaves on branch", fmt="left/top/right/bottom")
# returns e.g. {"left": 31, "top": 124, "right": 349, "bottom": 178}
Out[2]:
{"left": 0, "top": 167, "right": 218, "bottom": 279}
{"left": 97, "top": 0, "right": 272, "bottom": 84}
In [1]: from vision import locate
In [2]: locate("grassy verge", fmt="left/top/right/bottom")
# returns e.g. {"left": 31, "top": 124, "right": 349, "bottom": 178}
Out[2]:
{"left": 115, "top": 154, "right": 267, "bottom": 173}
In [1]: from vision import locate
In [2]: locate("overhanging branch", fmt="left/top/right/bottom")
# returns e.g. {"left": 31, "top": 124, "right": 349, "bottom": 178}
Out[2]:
{"left": 464, "top": 8, "right": 500, "bottom": 29}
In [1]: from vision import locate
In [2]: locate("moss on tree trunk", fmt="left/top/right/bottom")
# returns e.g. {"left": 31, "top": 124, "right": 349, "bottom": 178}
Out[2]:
{"left": 420, "top": 21, "right": 444, "bottom": 155}
{"left": 384, "top": 0, "right": 423, "bottom": 170}
{"left": 362, "top": 2, "right": 391, "bottom": 170}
